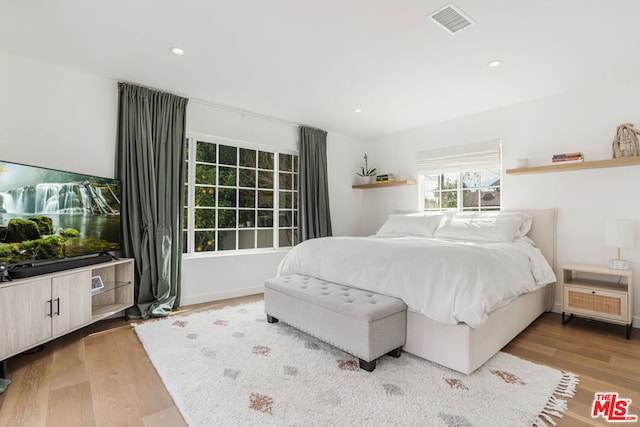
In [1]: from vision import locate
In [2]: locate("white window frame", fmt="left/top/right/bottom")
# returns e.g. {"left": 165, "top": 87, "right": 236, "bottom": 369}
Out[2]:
{"left": 183, "top": 133, "right": 298, "bottom": 257}
{"left": 416, "top": 140, "right": 502, "bottom": 212}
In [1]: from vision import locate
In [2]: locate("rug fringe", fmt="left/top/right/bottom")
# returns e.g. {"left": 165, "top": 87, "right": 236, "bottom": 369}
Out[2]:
{"left": 534, "top": 372, "right": 579, "bottom": 427}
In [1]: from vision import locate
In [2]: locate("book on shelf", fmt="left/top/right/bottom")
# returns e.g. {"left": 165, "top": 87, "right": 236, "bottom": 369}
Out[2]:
{"left": 552, "top": 157, "right": 584, "bottom": 163}
{"left": 552, "top": 152, "right": 583, "bottom": 160}
{"left": 376, "top": 173, "right": 396, "bottom": 182}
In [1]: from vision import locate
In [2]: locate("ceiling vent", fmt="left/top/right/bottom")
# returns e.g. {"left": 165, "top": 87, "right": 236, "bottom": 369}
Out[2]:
{"left": 429, "top": 3, "right": 475, "bottom": 34}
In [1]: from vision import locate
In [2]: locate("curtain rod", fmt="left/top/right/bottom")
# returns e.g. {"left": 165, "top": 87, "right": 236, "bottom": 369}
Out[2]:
{"left": 190, "top": 97, "right": 303, "bottom": 129}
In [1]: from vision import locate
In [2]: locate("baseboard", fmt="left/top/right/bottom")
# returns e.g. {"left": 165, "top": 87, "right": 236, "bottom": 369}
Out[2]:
{"left": 551, "top": 302, "right": 639, "bottom": 329}
{"left": 179, "top": 286, "right": 264, "bottom": 307}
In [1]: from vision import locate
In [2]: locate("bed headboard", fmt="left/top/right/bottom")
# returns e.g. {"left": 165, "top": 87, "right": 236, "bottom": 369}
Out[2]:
{"left": 518, "top": 208, "right": 557, "bottom": 271}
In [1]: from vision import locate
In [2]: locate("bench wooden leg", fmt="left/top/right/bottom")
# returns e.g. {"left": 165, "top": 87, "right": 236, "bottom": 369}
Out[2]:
{"left": 359, "top": 358, "right": 376, "bottom": 372}
{"left": 266, "top": 315, "right": 279, "bottom": 324}
{"left": 387, "top": 347, "right": 402, "bottom": 358}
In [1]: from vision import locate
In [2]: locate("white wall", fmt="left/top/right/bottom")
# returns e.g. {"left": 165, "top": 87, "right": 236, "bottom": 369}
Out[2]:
{"left": 0, "top": 53, "right": 364, "bottom": 306}
{"left": 361, "top": 82, "right": 640, "bottom": 326}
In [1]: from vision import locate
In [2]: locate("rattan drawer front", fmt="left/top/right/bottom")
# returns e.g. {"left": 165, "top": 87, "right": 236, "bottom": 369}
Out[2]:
{"left": 563, "top": 286, "right": 628, "bottom": 322}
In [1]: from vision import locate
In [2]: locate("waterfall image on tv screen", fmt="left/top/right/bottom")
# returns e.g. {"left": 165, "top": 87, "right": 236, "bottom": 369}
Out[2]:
{"left": 0, "top": 160, "right": 121, "bottom": 266}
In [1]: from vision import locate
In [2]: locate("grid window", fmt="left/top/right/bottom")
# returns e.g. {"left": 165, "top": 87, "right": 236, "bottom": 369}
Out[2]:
{"left": 183, "top": 138, "right": 299, "bottom": 253}
{"left": 423, "top": 168, "right": 501, "bottom": 212}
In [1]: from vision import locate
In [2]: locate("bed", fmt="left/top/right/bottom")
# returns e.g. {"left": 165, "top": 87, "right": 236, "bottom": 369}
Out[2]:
{"left": 277, "top": 209, "right": 557, "bottom": 374}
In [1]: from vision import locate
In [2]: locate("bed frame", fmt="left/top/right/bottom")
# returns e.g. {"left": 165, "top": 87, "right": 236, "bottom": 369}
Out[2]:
{"left": 403, "top": 209, "right": 557, "bottom": 374}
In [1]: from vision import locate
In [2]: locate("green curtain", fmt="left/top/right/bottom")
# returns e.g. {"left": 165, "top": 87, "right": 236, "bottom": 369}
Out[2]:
{"left": 299, "top": 126, "right": 333, "bottom": 241}
{"left": 116, "top": 82, "right": 188, "bottom": 319}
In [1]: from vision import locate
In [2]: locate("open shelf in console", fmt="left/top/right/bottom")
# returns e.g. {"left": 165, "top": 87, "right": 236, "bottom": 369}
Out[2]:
{"left": 90, "top": 259, "right": 134, "bottom": 322}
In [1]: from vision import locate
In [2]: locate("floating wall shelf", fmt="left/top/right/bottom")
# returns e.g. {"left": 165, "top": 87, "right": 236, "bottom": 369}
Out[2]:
{"left": 505, "top": 157, "right": 640, "bottom": 175}
{"left": 352, "top": 179, "right": 416, "bottom": 189}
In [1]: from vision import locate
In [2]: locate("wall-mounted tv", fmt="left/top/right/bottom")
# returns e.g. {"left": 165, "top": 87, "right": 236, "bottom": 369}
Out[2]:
{"left": 0, "top": 160, "right": 120, "bottom": 276}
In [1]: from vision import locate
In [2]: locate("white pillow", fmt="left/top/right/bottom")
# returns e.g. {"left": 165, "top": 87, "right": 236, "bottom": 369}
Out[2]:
{"left": 433, "top": 212, "right": 530, "bottom": 242}
{"left": 443, "top": 211, "right": 532, "bottom": 238}
{"left": 376, "top": 213, "right": 444, "bottom": 237}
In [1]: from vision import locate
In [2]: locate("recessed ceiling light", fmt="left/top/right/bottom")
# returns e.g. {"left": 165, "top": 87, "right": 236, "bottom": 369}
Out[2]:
{"left": 488, "top": 60, "right": 503, "bottom": 67}
{"left": 353, "top": 108, "right": 363, "bottom": 113}
{"left": 170, "top": 47, "right": 185, "bottom": 56}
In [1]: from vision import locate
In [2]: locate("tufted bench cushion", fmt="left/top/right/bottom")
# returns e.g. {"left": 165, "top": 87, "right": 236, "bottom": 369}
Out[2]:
{"left": 264, "top": 274, "right": 407, "bottom": 371}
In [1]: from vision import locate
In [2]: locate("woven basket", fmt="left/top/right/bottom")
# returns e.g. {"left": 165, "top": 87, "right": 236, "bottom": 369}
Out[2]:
{"left": 612, "top": 123, "right": 640, "bottom": 158}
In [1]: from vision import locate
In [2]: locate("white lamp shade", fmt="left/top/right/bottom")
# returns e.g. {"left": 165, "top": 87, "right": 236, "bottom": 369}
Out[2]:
{"left": 605, "top": 219, "right": 635, "bottom": 248}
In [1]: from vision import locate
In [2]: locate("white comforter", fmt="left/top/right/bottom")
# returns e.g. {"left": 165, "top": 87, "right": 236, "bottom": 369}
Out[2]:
{"left": 277, "top": 236, "right": 556, "bottom": 328}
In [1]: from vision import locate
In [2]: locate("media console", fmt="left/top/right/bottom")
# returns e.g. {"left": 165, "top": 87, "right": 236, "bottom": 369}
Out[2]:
{"left": 0, "top": 258, "right": 134, "bottom": 386}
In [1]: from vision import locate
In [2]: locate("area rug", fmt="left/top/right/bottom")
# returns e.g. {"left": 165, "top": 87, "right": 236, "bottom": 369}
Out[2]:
{"left": 133, "top": 301, "right": 578, "bottom": 427}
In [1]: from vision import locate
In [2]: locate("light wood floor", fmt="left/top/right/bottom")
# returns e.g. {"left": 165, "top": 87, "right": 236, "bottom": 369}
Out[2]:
{"left": 0, "top": 293, "right": 638, "bottom": 427}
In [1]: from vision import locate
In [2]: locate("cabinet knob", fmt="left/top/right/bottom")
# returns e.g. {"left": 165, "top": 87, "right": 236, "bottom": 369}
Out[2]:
{"left": 592, "top": 291, "right": 595, "bottom": 294}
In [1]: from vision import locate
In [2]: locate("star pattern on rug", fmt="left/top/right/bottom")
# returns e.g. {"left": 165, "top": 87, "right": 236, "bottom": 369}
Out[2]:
{"left": 214, "top": 319, "right": 228, "bottom": 326}
{"left": 444, "top": 377, "right": 469, "bottom": 390}
{"left": 337, "top": 360, "right": 358, "bottom": 371}
{"left": 252, "top": 345, "right": 271, "bottom": 356}
{"left": 172, "top": 320, "right": 188, "bottom": 328}
{"left": 249, "top": 392, "right": 274, "bottom": 414}
{"left": 490, "top": 370, "right": 526, "bottom": 385}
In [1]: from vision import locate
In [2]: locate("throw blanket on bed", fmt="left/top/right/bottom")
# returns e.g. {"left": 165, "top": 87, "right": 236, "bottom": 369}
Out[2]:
{"left": 277, "top": 236, "right": 556, "bottom": 328}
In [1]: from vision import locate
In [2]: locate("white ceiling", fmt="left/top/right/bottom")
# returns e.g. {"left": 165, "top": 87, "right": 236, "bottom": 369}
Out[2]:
{"left": 2, "top": 0, "right": 639, "bottom": 140}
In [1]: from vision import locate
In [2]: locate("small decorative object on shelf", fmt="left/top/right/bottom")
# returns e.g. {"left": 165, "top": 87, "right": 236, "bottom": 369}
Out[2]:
{"left": 91, "top": 275, "right": 105, "bottom": 293}
{"left": 552, "top": 152, "right": 584, "bottom": 163}
{"left": 612, "top": 123, "right": 640, "bottom": 158}
{"left": 356, "top": 153, "right": 377, "bottom": 184}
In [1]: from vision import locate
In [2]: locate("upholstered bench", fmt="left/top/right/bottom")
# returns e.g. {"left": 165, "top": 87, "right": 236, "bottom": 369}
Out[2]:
{"left": 264, "top": 274, "right": 407, "bottom": 372}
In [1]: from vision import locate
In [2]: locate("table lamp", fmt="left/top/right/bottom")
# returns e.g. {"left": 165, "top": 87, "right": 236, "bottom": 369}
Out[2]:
{"left": 605, "top": 219, "right": 635, "bottom": 269}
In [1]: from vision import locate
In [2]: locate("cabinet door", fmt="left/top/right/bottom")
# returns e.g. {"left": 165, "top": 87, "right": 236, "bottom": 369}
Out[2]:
{"left": 51, "top": 271, "right": 92, "bottom": 336}
{"left": 0, "top": 278, "right": 52, "bottom": 360}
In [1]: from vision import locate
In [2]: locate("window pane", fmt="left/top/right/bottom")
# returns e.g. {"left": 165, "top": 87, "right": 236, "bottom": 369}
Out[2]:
{"left": 258, "top": 190, "right": 273, "bottom": 208}
{"left": 292, "top": 191, "right": 297, "bottom": 209}
{"left": 462, "top": 189, "right": 478, "bottom": 209}
{"left": 218, "top": 166, "right": 237, "bottom": 186}
{"left": 279, "top": 173, "right": 292, "bottom": 190}
{"left": 424, "top": 175, "right": 440, "bottom": 192}
{"left": 195, "top": 164, "right": 216, "bottom": 185}
{"left": 293, "top": 156, "right": 298, "bottom": 172}
{"left": 441, "top": 190, "right": 458, "bottom": 208}
{"left": 196, "top": 141, "right": 216, "bottom": 163}
{"left": 279, "top": 153, "right": 292, "bottom": 172}
{"left": 424, "top": 192, "right": 440, "bottom": 210}
{"left": 257, "top": 230, "right": 273, "bottom": 248}
{"left": 194, "top": 231, "right": 215, "bottom": 252}
{"left": 239, "top": 189, "right": 256, "bottom": 208}
{"left": 239, "top": 168, "right": 256, "bottom": 188}
{"left": 184, "top": 164, "right": 189, "bottom": 184}
{"left": 194, "top": 208, "right": 216, "bottom": 229}
{"left": 293, "top": 173, "right": 298, "bottom": 189}
{"left": 219, "top": 145, "right": 237, "bottom": 166}
{"left": 183, "top": 207, "right": 188, "bottom": 229}
{"left": 183, "top": 230, "right": 188, "bottom": 253}
{"left": 258, "top": 151, "right": 274, "bottom": 170}
{"left": 292, "top": 229, "right": 299, "bottom": 245}
{"left": 442, "top": 173, "right": 458, "bottom": 190}
{"left": 239, "top": 148, "right": 256, "bottom": 168}
{"left": 258, "top": 210, "right": 273, "bottom": 227}
{"left": 481, "top": 169, "right": 501, "bottom": 187}
{"left": 293, "top": 211, "right": 298, "bottom": 227}
{"left": 279, "top": 191, "right": 292, "bottom": 209}
{"left": 218, "top": 188, "right": 236, "bottom": 207}
{"left": 217, "top": 230, "right": 236, "bottom": 251}
{"left": 258, "top": 171, "right": 274, "bottom": 189}
{"left": 279, "top": 211, "right": 292, "bottom": 228}
{"left": 462, "top": 171, "right": 480, "bottom": 189}
{"left": 218, "top": 209, "right": 237, "bottom": 228}
{"left": 480, "top": 188, "right": 500, "bottom": 208}
{"left": 195, "top": 186, "right": 215, "bottom": 207}
{"left": 279, "top": 229, "right": 293, "bottom": 247}
{"left": 239, "top": 210, "right": 255, "bottom": 227}
{"left": 238, "top": 230, "right": 255, "bottom": 249}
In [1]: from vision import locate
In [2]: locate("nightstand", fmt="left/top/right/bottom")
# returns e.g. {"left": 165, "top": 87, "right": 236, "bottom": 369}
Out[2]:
{"left": 561, "top": 263, "right": 633, "bottom": 339}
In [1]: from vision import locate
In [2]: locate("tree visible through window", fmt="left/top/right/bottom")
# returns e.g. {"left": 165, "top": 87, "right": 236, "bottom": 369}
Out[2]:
{"left": 423, "top": 168, "right": 500, "bottom": 211}
{"left": 183, "top": 138, "right": 298, "bottom": 253}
